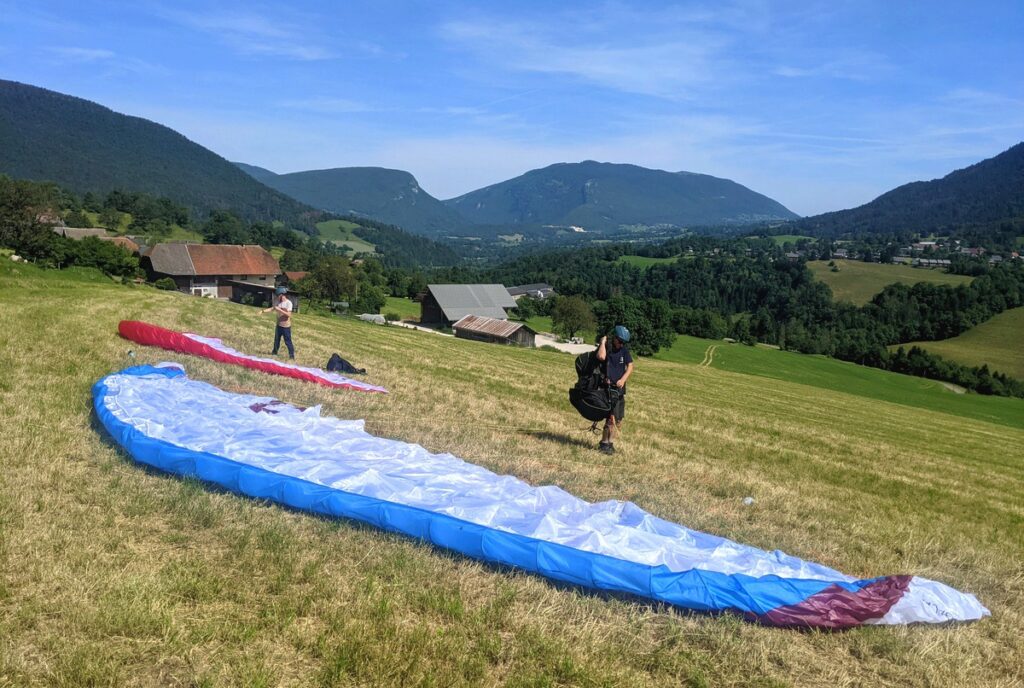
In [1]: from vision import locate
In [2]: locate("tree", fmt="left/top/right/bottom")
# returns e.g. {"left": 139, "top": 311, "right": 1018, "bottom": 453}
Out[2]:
{"left": 65, "top": 209, "right": 93, "bottom": 228}
{"left": 300, "top": 256, "right": 360, "bottom": 303}
{"left": 0, "top": 176, "right": 60, "bottom": 261}
{"left": 595, "top": 295, "right": 675, "bottom": 356}
{"left": 201, "top": 210, "right": 248, "bottom": 244}
{"left": 551, "top": 295, "right": 596, "bottom": 340}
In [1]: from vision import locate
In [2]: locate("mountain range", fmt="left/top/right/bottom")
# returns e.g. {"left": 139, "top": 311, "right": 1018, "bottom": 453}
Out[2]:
{"left": 234, "top": 164, "right": 471, "bottom": 237}
{"left": 2, "top": 79, "right": 1020, "bottom": 249}
{"left": 0, "top": 80, "right": 317, "bottom": 226}
{"left": 443, "top": 161, "right": 799, "bottom": 232}
{"left": 794, "top": 142, "right": 1024, "bottom": 238}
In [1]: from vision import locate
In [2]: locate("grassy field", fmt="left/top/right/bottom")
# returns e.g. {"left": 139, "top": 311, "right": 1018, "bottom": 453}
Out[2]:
{"left": 315, "top": 219, "right": 377, "bottom": 254}
{"left": 615, "top": 255, "right": 680, "bottom": 269}
{"left": 383, "top": 296, "right": 420, "bottom": 321}
{"left": 767, "top": 234, "right": 814, "bottom": 246}
{"left": 895, "top": 307, "right": 1024, "bottom": 380}
{"left": 1, "top": 262, "right": 1022, "bottom": 686}
{"left": 657, "top": 335, "right": 1024, "bottom": 430}
{"left": 808, "top": 260, "right": 973, "bottom": 305}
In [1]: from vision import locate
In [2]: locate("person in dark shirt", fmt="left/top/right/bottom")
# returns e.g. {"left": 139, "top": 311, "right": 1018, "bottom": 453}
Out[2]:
{"left": 595, "top": 325, "right": 634, "bottom": 455}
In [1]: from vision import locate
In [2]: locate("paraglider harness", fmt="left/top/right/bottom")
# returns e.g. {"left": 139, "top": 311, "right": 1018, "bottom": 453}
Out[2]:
{"left": 569, "top": 349, "right": 621, "bottom": 424}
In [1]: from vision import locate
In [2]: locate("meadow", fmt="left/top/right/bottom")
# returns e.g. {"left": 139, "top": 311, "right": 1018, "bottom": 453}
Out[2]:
{"left": 895, "top": 306, "right": 1024, "bottom": 380}
{"left": 315, "top": 220, "right": 377, "bottom": 254}
{"left": 383, "top": 296, "right": 421, "bottom": 321}
{"left": 767, "top": 235, "right": 813, "bottom": 246}
{"left": 1, "top": 262, "right": 1022, "bottom": 687}
{"left": 656, "top": 335, "right": 1024, "bottom": 430}
{"left": 615, "top": 254, "right": 680, "bottom": 269}
{"left": 807, "top": 260, "right": 973, "bottom": 305}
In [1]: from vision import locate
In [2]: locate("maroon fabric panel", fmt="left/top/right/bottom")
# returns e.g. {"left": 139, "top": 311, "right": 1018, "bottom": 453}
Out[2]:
{"left": 755, "top": 575, "right": 912, "bottom": 629}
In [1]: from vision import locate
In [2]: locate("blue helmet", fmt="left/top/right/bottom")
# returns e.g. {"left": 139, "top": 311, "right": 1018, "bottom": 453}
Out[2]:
{"left": 613, "top": 325, "right": 631, "bottom": 342}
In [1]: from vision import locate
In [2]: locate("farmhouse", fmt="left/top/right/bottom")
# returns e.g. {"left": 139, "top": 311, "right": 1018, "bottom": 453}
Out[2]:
{"left": 143, "top": 243, "right": 280, "bottom": 298}
{"left": 507, "top": 283, "right": 557, "bottom": 299}
{"left": 453, "top": 315, "right": 535, "bottom": 347}
{"left": 420, "top": 284, "right": 518, "bottom": 326}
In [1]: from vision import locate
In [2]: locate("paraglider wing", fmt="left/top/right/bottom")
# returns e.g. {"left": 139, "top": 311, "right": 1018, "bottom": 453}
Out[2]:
{"left": 118, "top": 320, "right": 386, "bottom": 393}
{"left": 93, "top": 364, "right": 988, "bottom": 629}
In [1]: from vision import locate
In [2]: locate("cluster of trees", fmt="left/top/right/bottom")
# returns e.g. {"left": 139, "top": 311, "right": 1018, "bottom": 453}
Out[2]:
{"left": 291, "top": 255, "right": 389, "bottom": 314}
{"left": 68, "top": 190, "right": 191, "bottom": 237}
{"left": 0, "top": 176, "right": 140, "bottom": 277}
{"left": 461, "top": 238, "right": 1024, "bottom": 395}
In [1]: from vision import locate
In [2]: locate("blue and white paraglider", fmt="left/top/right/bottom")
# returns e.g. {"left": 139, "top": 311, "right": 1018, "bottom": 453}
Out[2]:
{"left": 93, "top": 364, "right": 988, "bottom": 629}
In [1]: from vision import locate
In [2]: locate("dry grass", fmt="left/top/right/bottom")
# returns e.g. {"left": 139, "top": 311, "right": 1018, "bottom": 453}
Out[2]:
{"left": 1, "top": 262, "right": 1022, "bottom": 687}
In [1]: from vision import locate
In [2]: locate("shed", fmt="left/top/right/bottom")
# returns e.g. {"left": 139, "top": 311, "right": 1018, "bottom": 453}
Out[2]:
{"left": 453, "top": 315, "right": 535, "bottom": 348}
{"left": 421, "top": 284, "right": 517, "bottom": 326}
{"left": 507, "top": 283, "right": 557, "bottom": 299}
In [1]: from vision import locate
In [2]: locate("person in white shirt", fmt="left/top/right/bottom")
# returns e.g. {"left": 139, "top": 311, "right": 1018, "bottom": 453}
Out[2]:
{"left": 262, "top": 286, "right": 294, "bottom": 359}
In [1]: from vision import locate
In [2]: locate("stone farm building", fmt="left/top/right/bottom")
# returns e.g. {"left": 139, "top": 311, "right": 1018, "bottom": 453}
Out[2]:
{"left": 453, "top": 315, "right": 535, "bottom": 347}
{"left": 420, "top": 284, "right": 518, "bottom": 327}
{"left": 144, "top": 244, "right": 280, "bottom": 298}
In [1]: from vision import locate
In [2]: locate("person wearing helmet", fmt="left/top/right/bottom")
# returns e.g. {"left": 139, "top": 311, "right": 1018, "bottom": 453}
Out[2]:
{"left": 262, "top": 286, "right": 295, "bottom": 359}
{"left": 595, "top": 325, "right": 634, "bottom": 454}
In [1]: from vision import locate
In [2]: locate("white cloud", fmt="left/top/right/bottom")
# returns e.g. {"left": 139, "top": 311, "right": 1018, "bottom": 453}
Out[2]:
{"left": 157, "top": 7, "right": 337, "bottom": 61}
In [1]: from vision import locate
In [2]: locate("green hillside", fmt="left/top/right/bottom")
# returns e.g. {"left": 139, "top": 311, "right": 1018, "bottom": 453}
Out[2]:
{"left": 896, "top": 307, "right": 1024, "bottom": 379}
{"left": 0, "top": 80, "right": 319, "bottom": 225}
{"left": 807, "top": 259, "right": 974, "bottom": 304}
{"left": 238, "top": 164, "right": 471, "bottom": 238}
{"left": 796, "top": 142, "right": 1024, "bottom": 238}
{"left": 615, "top": 254, "right": 681, "bottom": 269}
{"left": 315, "top": 219, "right": 377, "bottom": 254}
{"left": 444, "top": 161, "right": 798, "bottom": 233}
{"left": 2, "top": 262, "right": 1022, "bottom": 685}
{"left": 657, "top": 335, "right": 1023, "bottom": 429}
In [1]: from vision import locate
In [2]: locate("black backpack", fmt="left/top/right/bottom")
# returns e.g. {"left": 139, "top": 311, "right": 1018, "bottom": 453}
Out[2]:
{"left": 326, "top": 353, "right": 366, "bottom": 375}
{"left": 568, "top": 350, "right": 619, "bottom": 422}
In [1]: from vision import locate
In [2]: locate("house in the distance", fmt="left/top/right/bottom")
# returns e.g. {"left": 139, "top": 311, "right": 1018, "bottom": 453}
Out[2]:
{"left": 507, "top": 283, "right": 557, "bottom": 300}
{"left": 453, "top": 315, "right": 535, "bottom": 347}
{"left": 420, "top": 284, "right": 518, "bottom": 327}
{"left": 143, "top": 243, "right": 280, "bottom": 298}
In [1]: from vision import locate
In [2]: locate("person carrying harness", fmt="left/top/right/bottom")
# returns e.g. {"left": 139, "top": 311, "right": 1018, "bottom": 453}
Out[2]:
{"left": 596, "top": 325, "right": 634, "bottom": 454}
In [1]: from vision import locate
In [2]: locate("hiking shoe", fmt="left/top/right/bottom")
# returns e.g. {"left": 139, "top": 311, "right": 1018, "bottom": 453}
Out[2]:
{"left": 600, "top": 443, "right": 615, "bottom": 455}
{"left": 598, "top": 441, "right": 610, "bottom": 452}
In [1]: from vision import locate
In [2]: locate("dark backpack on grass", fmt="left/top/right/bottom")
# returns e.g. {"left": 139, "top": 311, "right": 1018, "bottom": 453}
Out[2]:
{"left": 326, "top": 353, "right": 366, "bottom": 375}
{"left": 569, "top": 349, "right": 619, "bottom": 422}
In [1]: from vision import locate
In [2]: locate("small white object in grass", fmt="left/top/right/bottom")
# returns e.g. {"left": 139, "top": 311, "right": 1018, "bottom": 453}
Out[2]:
{"left": 742, "top": 497, "right": 755, "bottom": 506}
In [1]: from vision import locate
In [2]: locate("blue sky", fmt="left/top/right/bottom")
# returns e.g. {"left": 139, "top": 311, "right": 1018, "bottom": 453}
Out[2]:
{"left": 2, "top": 1, "right": 1022, "bottom": 215}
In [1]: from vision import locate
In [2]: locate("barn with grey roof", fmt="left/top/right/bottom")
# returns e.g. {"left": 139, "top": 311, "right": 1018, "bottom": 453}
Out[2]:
{"left": 420, "top": 284, "right": 518, "bottom": 326}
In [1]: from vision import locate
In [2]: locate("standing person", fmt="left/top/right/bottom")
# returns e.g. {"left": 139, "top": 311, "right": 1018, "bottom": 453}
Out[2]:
{"left": 262, "top": 286, "right": 294, "bottom": 359}
{"left": 596, "top": 325, "right": 634, "bottom": 455}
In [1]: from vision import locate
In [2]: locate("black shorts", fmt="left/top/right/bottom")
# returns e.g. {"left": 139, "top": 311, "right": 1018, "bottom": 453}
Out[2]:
{"left": 609, "top": 396, "right": 625, "bottom": 423}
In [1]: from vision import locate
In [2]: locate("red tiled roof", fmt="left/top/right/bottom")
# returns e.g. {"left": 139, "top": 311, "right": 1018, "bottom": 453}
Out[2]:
{"left": 186, "top": 244, "right": 279, "bottom": 276}
{"left": 284, "top": 271, "right": 309, "bottom": 281}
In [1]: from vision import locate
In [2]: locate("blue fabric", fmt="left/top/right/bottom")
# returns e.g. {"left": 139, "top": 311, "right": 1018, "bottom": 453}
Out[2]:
{"left": 93, "top": 365, "right": 871, "bottom": 619}
{"left": 273, "top": 325, "right": 294, "bottom": 358}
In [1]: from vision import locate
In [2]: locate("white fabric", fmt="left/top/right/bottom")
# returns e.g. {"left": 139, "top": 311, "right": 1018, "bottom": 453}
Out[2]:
{"left": 183, "top": 333, "right": 386, "bottom": 393}
{"left": 100, "top": 367, "right": 989, "bottom": 624}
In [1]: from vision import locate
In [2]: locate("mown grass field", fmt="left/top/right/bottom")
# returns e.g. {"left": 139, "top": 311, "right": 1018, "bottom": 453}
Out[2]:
{"left": 807, "top": 260, "right": 973, "bottom": 305}
{"left": 1, "top": 262, "right": 1022, "bottom": 687}
{"left": 767, "top": 235, "right": 814, "bottom": 246}
{"left": 895, "top": 306, "right": 1024, "bottom": 380}
{"left": 315, "top": 220, "right": 376, "bottom": 254}
{"left": 615, "top": 255, "right": 680, "bottom": 269}
{"left": 383, "top": 296, "right": 420, "bottom": 321}
{"left": 657, "top": 335, "right": 1024, "bottom": 430}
